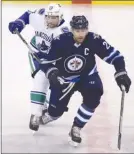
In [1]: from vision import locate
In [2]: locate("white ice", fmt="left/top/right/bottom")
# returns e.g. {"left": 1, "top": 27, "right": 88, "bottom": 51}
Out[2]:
{"left": 2, "top": 3, "right": 134, "bottom": 153}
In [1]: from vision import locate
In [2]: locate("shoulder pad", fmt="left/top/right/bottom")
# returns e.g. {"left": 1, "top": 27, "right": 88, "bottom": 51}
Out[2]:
{"left": 27, "top": 10, "right": 36, "bottom": 14}
{"left": 92, "top": 33, "right": 101, "bottom": 39}
{"left": 54, "top": 32, "right": 71, "bottom": 41}
{"left": 38, "top": 8, "right": 45, "bottom": 15}
{"left": 54, "top": 35, "right": 60, "bottom": 40}
{"left": 61, "top": 26, "right": 69, "bottom": 33}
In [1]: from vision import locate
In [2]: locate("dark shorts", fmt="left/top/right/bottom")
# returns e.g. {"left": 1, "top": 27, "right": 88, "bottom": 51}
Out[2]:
{"left": 48, "top": 73, "right": 104, "bottom": 117}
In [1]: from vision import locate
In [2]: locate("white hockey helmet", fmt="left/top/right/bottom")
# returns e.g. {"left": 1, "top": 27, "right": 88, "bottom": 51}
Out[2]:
{"left": 45, "top": 3, "right": 63, "bottom": 21}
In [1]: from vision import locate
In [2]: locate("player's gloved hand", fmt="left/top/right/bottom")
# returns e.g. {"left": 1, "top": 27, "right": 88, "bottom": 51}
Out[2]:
{"left": 114, "top": 70, "right": 131, "bottom": 93}
{"left": 47, "top": 69, "right": 62, "bottom": 88}
{"left": 8, "top": 20, "right": 24, "bottom": 34}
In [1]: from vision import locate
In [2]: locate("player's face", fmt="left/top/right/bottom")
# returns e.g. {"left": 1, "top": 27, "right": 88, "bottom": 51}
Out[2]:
{"left": 45, "top": 15, "right": 60, "bottom": 28}
{"left": 72, "top": 28, "right": 88, "bottom": 43}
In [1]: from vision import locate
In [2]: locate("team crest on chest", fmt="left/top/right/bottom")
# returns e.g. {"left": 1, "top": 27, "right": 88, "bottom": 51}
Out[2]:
{"left": 64, "top": 54, "right": 86, "bottom": 73}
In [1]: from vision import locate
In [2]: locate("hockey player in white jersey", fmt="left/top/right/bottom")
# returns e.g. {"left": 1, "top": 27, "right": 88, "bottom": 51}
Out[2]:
{"left": 8, "top": 3, "right": 69, "bottom": 131}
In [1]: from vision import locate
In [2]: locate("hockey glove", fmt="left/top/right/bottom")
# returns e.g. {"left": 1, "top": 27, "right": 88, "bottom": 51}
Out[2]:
{"left": 47, "top": 68, "right": 62, "bottom": 88}
{"left": 114, "top": 70, "right": 131, "bottom": 93}
{"left": 8, "top": 20, "right": 24, "bottom": 34}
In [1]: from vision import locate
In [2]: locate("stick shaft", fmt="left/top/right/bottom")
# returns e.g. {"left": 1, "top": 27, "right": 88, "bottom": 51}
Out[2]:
{"left": 118, "top": 85, "right": 125, "bottom": 150}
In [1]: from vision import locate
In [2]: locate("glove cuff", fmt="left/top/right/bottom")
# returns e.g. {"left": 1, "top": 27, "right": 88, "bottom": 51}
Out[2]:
{"left": 114, "top": 71, "right": 127, "bottom": 79}
{"left": 46, "top": 67, "right": 58, "bottom": 78}
{"left": 16, "top": 19, "right": 26, "bottom": 28}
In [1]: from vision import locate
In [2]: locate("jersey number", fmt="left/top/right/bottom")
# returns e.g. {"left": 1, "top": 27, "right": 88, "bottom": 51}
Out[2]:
{"left": 103, "top": 41, "right": 111, "bottom": 50}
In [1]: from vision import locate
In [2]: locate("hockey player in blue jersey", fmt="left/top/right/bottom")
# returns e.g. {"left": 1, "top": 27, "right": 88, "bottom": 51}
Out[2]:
{"left": 40, "top": 15, "right": 131, "bottom": 146}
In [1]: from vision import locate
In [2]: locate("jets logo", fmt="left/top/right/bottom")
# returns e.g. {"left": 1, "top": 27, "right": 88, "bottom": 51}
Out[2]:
{"left": 64, "top": 55, "right": 86, "bottom": 73}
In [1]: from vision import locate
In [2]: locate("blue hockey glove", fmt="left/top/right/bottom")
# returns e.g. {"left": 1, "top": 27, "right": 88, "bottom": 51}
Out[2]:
{"left": 8, "top": 20, "right": 24, "bottom": 34}
{"left": 114, "top": 70, "right": 131, "bottom": 93}
{"left": 47, "top": 68, "right": 62, "bottom": 88}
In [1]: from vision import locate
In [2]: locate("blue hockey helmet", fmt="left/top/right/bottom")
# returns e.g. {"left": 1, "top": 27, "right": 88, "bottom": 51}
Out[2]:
{"left": 70, "top": 15, "right": 88, "bottom": 29}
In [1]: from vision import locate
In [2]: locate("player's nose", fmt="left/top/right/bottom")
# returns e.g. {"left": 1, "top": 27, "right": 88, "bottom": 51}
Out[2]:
{"left": 79, "top": 32, "right": 85, "bottom": 37}
{"left": 47, "top": 18, "right": 53, "bottom": 23}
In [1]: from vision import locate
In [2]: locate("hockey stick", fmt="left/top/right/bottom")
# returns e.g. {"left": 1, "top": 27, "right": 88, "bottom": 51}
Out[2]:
{"left": 117, "top": 85, "right": 125, "bottom": 150}
{"left": 15, "top": 30, "right": 43, "bottom": 63}
{"left": 15, "top": 30, "right": 62, "bottom": 64}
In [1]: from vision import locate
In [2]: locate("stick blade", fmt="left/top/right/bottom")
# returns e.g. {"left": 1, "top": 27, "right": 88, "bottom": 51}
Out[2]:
{"left": 118, "top": 134, "right": 121, "bottom": 150}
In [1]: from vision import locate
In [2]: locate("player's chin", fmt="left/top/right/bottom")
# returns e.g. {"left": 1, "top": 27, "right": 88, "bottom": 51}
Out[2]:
{"left": 77, "top": 38, "right": 84, "bottom": 43}
{"left": 48, "top": 24, "right": 56, "bottom": 28}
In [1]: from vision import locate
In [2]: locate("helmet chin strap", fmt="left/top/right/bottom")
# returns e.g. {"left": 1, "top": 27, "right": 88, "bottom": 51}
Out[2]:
{"left": 58, "top": 15, "right": 63, "bottom": 26}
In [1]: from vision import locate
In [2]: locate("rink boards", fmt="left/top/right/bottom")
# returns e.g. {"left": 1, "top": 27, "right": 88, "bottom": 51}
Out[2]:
{"left": 2, "top": 0, "right": 134, "bottom": 5}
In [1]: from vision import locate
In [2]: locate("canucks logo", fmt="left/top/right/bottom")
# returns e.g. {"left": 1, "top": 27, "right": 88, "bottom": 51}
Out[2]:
{"left": 37, "top": 40, "right": 49, "bottom": 53}
{"left": 64, "top": 55, "right": 86, "bottom": 73}
{"left": 61, "top": 27, "right": 69, "bottom": 33}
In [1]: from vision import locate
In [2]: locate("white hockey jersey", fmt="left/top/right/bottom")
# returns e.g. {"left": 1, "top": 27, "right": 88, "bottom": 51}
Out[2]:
{"left": 28, "top": 9, "right": 69, "bottom": 54}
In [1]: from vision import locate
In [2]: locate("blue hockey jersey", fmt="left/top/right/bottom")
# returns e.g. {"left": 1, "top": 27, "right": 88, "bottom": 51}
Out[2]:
{"left": 40, "top": 32, "right": 125, "bottom": 82}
